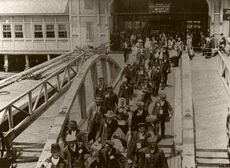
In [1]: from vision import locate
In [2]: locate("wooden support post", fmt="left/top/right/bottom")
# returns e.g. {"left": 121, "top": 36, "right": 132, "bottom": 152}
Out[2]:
{"left": 109, "top": 62, "right": 116, "bottom": 82}
{"left": 8, "top": 107, "right": 13, "bottom": 129}
{"left": 78, "top": 83, "right": 87, "bottom": 119}
{"left": 107, "top": 62, "right": 112, "bottom": 85}
{"left": 100, "top": 58, "right": 108, "bottom": 85}
{"left": 4, "top": 55, "right": 9, "bottom": 72}
{"left": 28, "top": 92, "right": 32, "bottom": 114}
{"left": 47, "top": 54, "right": 51, "bottom": 61}
{"left": 25, "top": 55, "right": 30, "bottom": 70}
{"left": 90, "top": 63, "right": 98, "bottom": 98}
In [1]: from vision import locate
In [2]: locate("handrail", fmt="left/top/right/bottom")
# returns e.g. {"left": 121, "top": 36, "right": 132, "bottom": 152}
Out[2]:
{"left": 36, "top": 53, "right": 122, "bottom": 168}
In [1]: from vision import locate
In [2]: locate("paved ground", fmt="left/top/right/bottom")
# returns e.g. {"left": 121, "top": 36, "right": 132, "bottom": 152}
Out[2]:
{"left": 191, "top": 53, "right": 230, "bottom": 165}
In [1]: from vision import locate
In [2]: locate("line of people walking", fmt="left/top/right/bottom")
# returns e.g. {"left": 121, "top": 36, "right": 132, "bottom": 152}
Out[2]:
{"left": 40, "top": 35, "right": 175, "bottom": 168}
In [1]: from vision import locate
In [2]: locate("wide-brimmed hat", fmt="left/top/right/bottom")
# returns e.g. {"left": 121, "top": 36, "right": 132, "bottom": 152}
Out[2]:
{"left": 106, "top": 140, "right": 115, "bottom": 146}
{"left": 160, "top": 93, "right": 166, "bottom": 99}
{"left": 98, "top": 77, "right": 104, "bottom": 80}
{"left": 136, "top": 101, "right": 144, "bottom": 107}
{"left": 104, "top": 110, "right": 116, "bottom": 118}
{"left": 51, "top": 143, "right": 61, "bottom": 153}
{"left": 137, "top": 122, "right": 145, "bottom": 128}
{"left": 95, "top": 96, "right": 104, "bottom": 103}
{"left": 106, "top": 86, "right": 113, "bottom": 91}
{"left": 147, "top": 137, "right": 158, "bottom": 144}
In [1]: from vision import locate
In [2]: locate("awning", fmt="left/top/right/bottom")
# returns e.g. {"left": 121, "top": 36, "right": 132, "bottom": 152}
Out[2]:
{"left": 0, "top": 0, "right": 69, "bottom": 15}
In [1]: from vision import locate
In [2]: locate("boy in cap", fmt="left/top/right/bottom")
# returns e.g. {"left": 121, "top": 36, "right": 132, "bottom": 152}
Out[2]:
{"left": 139, "top": 137, "right": 168, "bottom": 168}
{"left": 40, "top": 143, "right": 67, "bottom": 168}
{"left": 153, "top": 93, "right": 173, "bottom": 138}
{"left": 98, "top": 140, "right": 126, "bottom": 168}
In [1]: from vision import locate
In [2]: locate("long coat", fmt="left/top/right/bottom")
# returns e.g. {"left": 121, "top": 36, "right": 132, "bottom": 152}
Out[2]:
{"left": 131, "top": 110, "right": 148, "bottom": 131}
{"left": 98, "top": 118, "right": 118, "bottom": 145}
{"left": 98, "top": 147, "right": 126, "bottom": 168}
{"left": 63, "top": 145, "right": 89, "bottom": 168}
{"left": 139, "top": 147, "right": 168, "bottom": 168}
{"left": 40, "top": 156, "right": 67, "bottom": 168}
{"left": 152, "top": 100, "right": 172, "bottom": 121}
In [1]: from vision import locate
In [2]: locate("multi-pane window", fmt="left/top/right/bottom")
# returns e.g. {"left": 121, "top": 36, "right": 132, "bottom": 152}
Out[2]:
{"left": 46, "top": 24, "right": 55, "bottom": 38}
{"left": 86, "top": 22, "right": 94, "bottom": 41}
{"left": 34, "top": 25, "right": 43, "bottom": 38}
{"left": 3, "top": 25, "right": 11, "bottom": 38}
{"left": 58, "top": 24, "right": 67, "bottom": 38}
{"left": 15, "top": 25, "right": 23, "bottom": 38}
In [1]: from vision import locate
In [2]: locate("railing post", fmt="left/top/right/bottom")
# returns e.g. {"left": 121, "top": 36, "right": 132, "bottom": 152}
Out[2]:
{"left": 8, "top": 106, "right": 13, "bottom": 129}
{"left": 44, "top": 82, "right": 48, "bottom": 103}
{"left": 107, "top": 62, "right": 112, "bottom": 85}
{"left": 78, "top": 83, "right": 87, "bottom": 119}
{"left": 56, "top": 73, "right": 61, "bottom": 91}
{"left": 28, "top": 92, "right": 32, "bottom": 114}
{"left": 100, "top": 58, "right": 108, "bottom": 85}
{"left": 109, "top": 62, "right": 116, "bottom": 82}
{"left": 90, "top": 63, "right": 98, "bottom": 98}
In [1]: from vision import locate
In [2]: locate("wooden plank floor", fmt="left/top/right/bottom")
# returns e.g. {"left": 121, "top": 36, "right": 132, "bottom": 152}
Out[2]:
{"left": 191, "top": 54, "right": 230, "bottom": 166}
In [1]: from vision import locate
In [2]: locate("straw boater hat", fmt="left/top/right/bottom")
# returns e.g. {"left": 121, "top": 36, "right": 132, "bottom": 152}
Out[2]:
{"left": 95, "top": 96, "right": 104, "bottom": 103}
{"left": 137, "top": 122, "right": 145, "bottom": 128}
{"left": 136, "top": 101, "right": 144, "bottom": 107}
{"left": 104, "top": 110, "right": 116, "bottom": 118}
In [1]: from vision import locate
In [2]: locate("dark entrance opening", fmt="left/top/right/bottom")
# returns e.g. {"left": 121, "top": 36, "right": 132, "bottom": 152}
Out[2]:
{"left": 110, "top": 0, "right": 209, "bottom": 50}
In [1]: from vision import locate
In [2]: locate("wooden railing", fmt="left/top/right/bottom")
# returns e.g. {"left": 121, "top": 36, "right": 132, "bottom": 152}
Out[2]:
{"left": 36, "top": 53, "right": 122, "bottom": 168}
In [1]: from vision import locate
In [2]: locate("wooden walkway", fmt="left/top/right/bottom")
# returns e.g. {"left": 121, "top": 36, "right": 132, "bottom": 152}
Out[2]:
{"left": 191, "top": 54, "right": 230, "bottom": 166}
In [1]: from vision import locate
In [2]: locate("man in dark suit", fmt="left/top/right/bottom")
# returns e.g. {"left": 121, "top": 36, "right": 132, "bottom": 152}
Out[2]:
{"left": 139, "top": 137, "right": 168, "bottom": 168}
{"left": 152, "top": 93, "right": 173, "bottom": 138}
{"left": 103, "top": 86, "right": 118, "bottom": 111}
{"left": 95, "top": 77, "right": 107, "bottom": 99}
{"left": 98, "top": 140, "right": 126, "bottom": 168}
{"left": 150, "top": 65, "right": 161, "bottom": 96}
{"left": 131, "top": 101, "right": 148, "bottom": 131}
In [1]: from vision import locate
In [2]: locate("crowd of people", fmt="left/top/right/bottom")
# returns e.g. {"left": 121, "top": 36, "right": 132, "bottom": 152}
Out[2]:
{"left": 40, "top": 32, "right": 177, "bottom": 168}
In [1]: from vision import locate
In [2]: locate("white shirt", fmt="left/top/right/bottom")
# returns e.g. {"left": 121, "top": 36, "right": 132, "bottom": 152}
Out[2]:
{"left": 51, "top": 157, "right": 60, "bottom": 166}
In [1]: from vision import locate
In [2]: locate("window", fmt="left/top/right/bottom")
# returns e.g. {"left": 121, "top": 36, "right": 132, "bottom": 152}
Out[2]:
{"left": 15, "top": 25, "right": 23, "bottom": 38}
{"left": 34, "top": 25, "right": 43, "bottom": 38}
{"left": 86, "top": 22, "right": 94, "bottom": 41}
{"left": 46, "top": 24, "right": 55, "bottom": 38}
{"left": 214, "top": 0, "right": 221, "bottom": 14}
{"left": 3, "top": 25, "right": 11, "bottom": 38}
{"left": 58, "top": 24, "right": 67, "bottom": 38}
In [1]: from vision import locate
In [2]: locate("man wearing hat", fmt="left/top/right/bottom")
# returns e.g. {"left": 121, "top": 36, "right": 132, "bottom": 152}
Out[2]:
{"left": 131, "top": 101, "right": 148, "bottom": 131}
{"left": 136, "top": 39, "right": 146, "bottom": 65}
{"left": 136, "top": 64, "right": 148, "bottom": 89}
{"left": 98, "top": 140, "right": 126, "bottom": 168}
{"left": 150, "top": 65, "right": 161, "bottom": 96}
{"left": 153, "top": 93, "right": 173, "bottom": 138}
{"left": 103, "top": 86, "right": 118, "bottom": 111}
{"left": 161, "top": 48, "right": 171, "bottom": 90}
{"left": 65, "top": 120, "right": 82, "bottom": 144}
{"left": 127, "top": 122, "right": 150, "bottom": 165}
{"left": 95, "top": 77, "right": 107, "bottom": 99}
{"left": 118, "top": 79, "right": 134, "bottom": 104}
{"left": 87, "top": 96, "right": 105, "bottom": 143}
{"left": 121, "top": 62, "right": 135, "bottom": 84}
{"left": 139, "top": 137, "right": 168, "bottom": 168}
{"left": 63, "top": 135, "right": 90, "bottom": 168}
{"left": 40, "top": 143, "right": 67, "bottom": 168}
{"left": 97, "top": 110, "right": 118, "bottom": 145}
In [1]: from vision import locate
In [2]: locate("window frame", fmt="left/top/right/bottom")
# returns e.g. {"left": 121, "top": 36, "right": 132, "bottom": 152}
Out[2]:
{"left": 46, "top": 24, "right": 55, "bottom": 38}
{"left": 58, "top": 24, "right": 67, "bottom": 38}
{"left": 14, "top": 24, "right": 23, "bottom": 38}
{"left": 3, "top": 24, "right": 12, "bottom": 38}
{"left": 34, "top": 24, "right": 43, "bottom": 38}
{"left": 86, "top": 22, "right": 94, "bottom": 42}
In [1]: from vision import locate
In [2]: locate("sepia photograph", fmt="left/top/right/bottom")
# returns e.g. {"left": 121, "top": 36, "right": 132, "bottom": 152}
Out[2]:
{"left": 0, "top": 0, "right": 229, "bottom": 167}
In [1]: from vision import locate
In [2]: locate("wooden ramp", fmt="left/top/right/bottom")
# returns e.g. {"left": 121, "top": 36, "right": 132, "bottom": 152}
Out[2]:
{"left": 191, "top": 54, "right": 230, "bottom": 167}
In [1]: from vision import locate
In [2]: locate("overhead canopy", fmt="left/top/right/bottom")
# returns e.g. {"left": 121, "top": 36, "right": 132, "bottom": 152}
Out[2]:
{"left": 0, "top": 0, "right": 69, "bottom": 15}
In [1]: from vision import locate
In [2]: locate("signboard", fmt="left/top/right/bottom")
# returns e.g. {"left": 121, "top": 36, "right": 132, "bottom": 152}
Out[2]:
{"left": 149, "top": 3, "right": 170, "bottom": 13}
{"left": 223, "top": 9, "right": 230, "bottom": 21}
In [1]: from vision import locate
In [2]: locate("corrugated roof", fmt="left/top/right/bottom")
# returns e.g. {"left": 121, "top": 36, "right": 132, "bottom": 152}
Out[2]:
{"left": 0, "top": 0, "right": 69, "bottom": 14}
